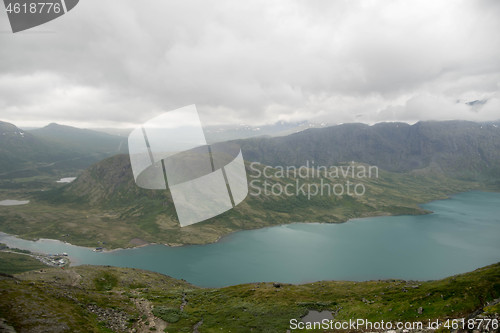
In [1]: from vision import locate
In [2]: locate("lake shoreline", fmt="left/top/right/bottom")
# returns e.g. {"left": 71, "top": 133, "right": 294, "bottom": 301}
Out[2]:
{"left": 0, "top": 190, "right": 499, "bottom": 287}
{"left": 0, "top": 192, "right": 463, "bottom": 250}
{"left": 2, "top": 190, "right": 495, "bottom": 251}
{"left": 0, "top": 209, "right": 428, "bottom": 250}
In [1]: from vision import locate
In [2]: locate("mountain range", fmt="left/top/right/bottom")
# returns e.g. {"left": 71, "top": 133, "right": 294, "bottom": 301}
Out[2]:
{"left": 1, "top": 118, "right": 499, "bottom": 247}
{"left": 239, "top": 120, "right": 500, "bottom": 182}
{"left": 0, "top": 121, "right": 127, "bottom": 178}
{"left": 3, "top": 119, "right": 499, "bottom": 182}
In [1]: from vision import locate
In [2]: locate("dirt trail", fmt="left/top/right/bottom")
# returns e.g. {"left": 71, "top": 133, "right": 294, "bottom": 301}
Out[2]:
{"left": 67, "top": 269, "right": 81, "bottom": 287}
{"left": 133, "top": 298, "right": 167, "bottom": 333}
{"left": 193, "top": 319, "right": 203, "bottom": 333}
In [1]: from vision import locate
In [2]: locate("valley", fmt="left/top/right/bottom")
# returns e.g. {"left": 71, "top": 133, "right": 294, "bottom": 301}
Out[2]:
{"left": 1, "top": 120, "right": 499, "bottom": 248}
{"left": 0, "top": 157, "right": 481, "bottom": 249}
{"left": 2, "top": 3, "right": 500, "bottom": 331}
{"left": 0, "top": 119, "right": 499, "bottom": 332}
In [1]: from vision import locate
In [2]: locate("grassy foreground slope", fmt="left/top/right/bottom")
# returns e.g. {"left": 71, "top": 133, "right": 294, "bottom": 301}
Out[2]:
{"left": 0, "top": 154, "right": 481, "bottom": 248}
{"left": 0, "top": 263, "right": 499, "bottom": 332}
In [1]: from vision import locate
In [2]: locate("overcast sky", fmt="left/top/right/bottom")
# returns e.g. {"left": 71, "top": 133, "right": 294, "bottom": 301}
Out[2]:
{"left": 1, "top": 0, "right": 499, "bottom": 128}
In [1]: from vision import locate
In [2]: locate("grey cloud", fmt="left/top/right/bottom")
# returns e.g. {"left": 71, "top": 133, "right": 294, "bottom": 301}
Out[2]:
{"left": 0, "top": 0, "right": 499, "bottom": 128}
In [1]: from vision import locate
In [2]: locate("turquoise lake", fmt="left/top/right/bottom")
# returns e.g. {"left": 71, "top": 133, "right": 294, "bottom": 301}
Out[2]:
{"left": 1, "top": 191, "right": 499, "bottom": 287}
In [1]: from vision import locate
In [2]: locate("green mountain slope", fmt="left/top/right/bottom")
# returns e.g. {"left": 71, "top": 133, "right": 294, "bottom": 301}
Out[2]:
{"left": 0, "top": 263, "right": 499, "bottom": 332}
{"left": 0, "top": 152, "right": 475, "bottom": 248}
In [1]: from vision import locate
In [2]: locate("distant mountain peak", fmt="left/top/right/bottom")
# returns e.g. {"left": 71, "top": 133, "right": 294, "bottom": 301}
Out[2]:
{"left": 0, "top": 120, "right": 26, "bottom": 137}
{"left": 42, "top": 123, "right": 79, "bottom": 131}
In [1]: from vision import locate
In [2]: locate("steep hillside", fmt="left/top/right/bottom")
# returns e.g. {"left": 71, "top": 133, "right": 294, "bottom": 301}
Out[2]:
{"left": 240, "top": 121, "right": 500, "bottom": 182}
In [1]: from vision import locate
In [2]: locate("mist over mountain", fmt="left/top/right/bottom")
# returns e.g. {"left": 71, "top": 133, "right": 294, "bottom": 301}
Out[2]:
{"left": 89, "top": 120, "right": 331, "bottom": 143}
{"left": 202, "top": 121, "right": 331, "bottom": 143}
{"left": 29, "top": 123, "right": 128, "bottom": 155}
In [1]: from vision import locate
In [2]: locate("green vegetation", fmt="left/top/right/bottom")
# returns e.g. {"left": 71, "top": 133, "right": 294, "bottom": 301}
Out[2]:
{"left": 152, "top": 306, "right": 183, "bottom": 323}
{"left": 0, "top": 251, "right": 48, "bottom": 274}
{"left": 0, "top": 154, "right": 482, "bottom": 248}
{"left": 0, "top": 263, "right": 498, "bottom": 332}
{"left": 94, "top": 271, "right": 119, "bottom": 291}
